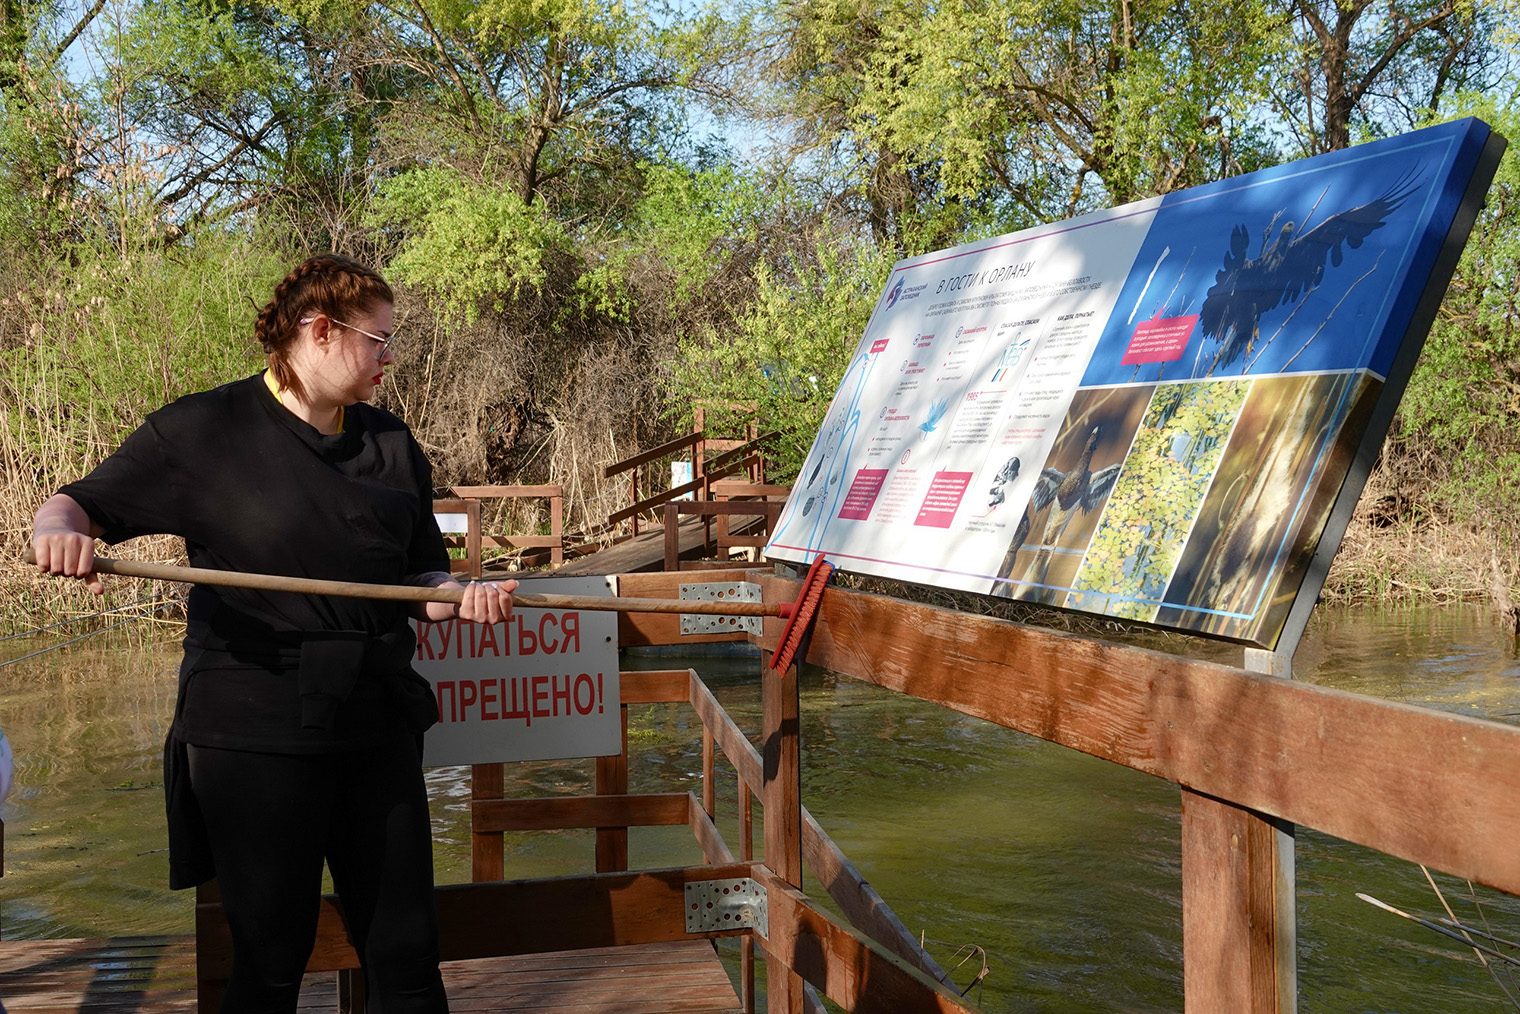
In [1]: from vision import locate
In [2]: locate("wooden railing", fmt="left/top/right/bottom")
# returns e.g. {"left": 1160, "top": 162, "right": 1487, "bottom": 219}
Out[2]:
{"left": 600, "top": 413, "right": 778, "bottom": 537}
{"left": 187, "top": 564, "right": 1520, "bottom": 1013}
{"left": 749, "top": 569, "right": 1520, "bottom": 1013}
{"left": 662, "top": 488, "right": 789, "bottom": 572}
{"left": 433, "top": 485, "right": 565, "bottom": 576}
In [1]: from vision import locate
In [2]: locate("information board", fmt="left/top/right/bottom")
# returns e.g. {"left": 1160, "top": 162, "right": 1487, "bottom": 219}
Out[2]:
{"left": 412, "top": 576, "right": 620, "bottom": 765}
{"left": 767, "top": 119, "right": 1502, "bottom": 648}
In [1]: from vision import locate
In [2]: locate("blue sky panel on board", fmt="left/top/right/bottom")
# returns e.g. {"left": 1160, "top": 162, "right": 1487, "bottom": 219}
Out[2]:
{"left": 766, "top": 118, "right": 1498, "bottom": 647}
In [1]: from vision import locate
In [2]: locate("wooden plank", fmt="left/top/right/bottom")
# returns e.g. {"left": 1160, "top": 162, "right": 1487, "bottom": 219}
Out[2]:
{"left": 449, "top": 485, "right": 564, "bottom": 498}
{"left": 550, "top": 495, "right": 564, "bottom": 567}
{"left": 616, "top": 569, "right": 761, "bottom": 646}
{"left": 607, "top": 478, "right": 706, "bottom": 525}
{"left": 603, "top": 431, "right": 702, "bottom": 478}
{"left": 481, "top": 535, "right": 562, "bottom": 549}
{"left": 666, "top": 503, "right": 682, "bottom": 572}
{"left": 1182, "top": 791, "right": 1293, "bottom": 1014}
{"left": 761, "top": 574, "right": 1520, "bottom": 896}
{"left": 759, "top": 875, "right": 978, "bottom": 1014}
{"left": 689, "top": 794, "right": 736, "bottom": 865}
{"left": 556, "top": 518, "right": 722, "bottom": 578}
{"left": 709, "top": 483, "right": 790, "bottom": 499}
{"left": 0, "top": 938, "right": 738, "bottom": 1014}
{"left": 620, "top": 669, "right": 692, "bottom": 704}
{"left": 434, "top": 865, "right": 757, "bottom": 962}
{"left": 194, "top": 865, "right": 759, "bottom": 979}
{"left": 472, "top": 793, "right": 690, "bottom": 833}
{"left": 741, "top": 781, "right": 756, "bottom": 1014}
{"left": 664, "top": 502, "right": 779, "bottom": 518}
{"left": 703, "top": 728, "right": 717, "bottom": 816}
{"left": 705, "top": 433, "right": 779, "bottom": 472}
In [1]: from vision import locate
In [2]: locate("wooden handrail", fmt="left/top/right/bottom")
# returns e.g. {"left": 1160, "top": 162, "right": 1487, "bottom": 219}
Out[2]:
{"left": 438, "top": 486, "right": 565, "bottom": 569}
{"left": 602, "top": 431, "right": 702, "bottom": 478}
{"left": 706, "top": 431, "right": 781, "bottom": 472}
{"left": 605, "top": 476, "right": 706, "bottom": 525}
{"left": 449, "top": 484, "right": 563, "bottom": 498}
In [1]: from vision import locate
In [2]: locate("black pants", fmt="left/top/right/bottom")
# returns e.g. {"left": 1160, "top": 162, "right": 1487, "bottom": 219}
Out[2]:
{"left": 188, "top": 738, "right": 448, "bottom": 1014}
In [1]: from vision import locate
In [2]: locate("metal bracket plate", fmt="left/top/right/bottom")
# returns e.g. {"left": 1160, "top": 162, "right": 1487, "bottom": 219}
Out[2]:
{"left": 684, "top": 877, "right": 768, "bottom": 936}
{"left": 679, "top": 582, "right": 762, "bottom": 636}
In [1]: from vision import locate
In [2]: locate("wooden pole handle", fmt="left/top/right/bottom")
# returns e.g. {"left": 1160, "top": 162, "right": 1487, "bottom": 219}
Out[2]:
{"left": 21, "top": 551, "right": 779, "bottom": 617}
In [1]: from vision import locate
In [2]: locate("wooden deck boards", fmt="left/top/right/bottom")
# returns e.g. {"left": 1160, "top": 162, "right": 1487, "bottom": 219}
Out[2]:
{"left": 0, "top": 936, "right": 741, "bottom": 1014}
{"left": 553, "top": 516, "right": 714, "bottom": 577}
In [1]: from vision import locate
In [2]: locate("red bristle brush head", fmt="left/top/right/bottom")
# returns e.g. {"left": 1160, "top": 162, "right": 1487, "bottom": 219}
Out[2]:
{"left": 771, "top": 556, "right": 834, "bottom": 672}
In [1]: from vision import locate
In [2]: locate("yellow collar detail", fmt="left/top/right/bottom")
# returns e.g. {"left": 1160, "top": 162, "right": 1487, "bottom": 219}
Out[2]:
{"left": 263, "top": 369, "right": 342, "bottom": 431}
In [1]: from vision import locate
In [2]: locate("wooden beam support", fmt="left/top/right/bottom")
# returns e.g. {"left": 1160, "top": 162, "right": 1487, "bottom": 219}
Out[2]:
{"left": 470, "top": 763, "right": 504, "bottom": 882}
{"left": 1182, "top": 792, "right": 1294, "bottom": 1014}
{"left": 448, "top": 484, "right": 563, "bottom": 498}
{"left": 603, "top": 431, "right": 703, "bottom": 478}
{"left": 616, "top": 569, "right": 762, "bottom": 646}
{"left": 763, "top": 649, "right": 804, "bottom": 1014}
{"left": 196, "top": 864, "right": 761, "bottom": 979}
{"left": 758, "top": 873, "right": 978, "bottom": 1014}
{"left": 620, "top": 668, "right": 693, "bottom": 704}
{"left": 595, "top": 706, "right": 631, "bottom": 873}
{"left": 689, "top": 673, "right": 764, "bottom": 812}
{"left": 757, "top": 575, "right": 1520, "bottom": 895}
{"left": 473, "top": 793, "right": 689, "bottom": 833}
{"left": 689, "top": 793, "right": 736, "bottom": 864}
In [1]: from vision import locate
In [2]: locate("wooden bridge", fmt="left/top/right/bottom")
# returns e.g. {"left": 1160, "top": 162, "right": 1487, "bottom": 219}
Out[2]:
{"left": 8, "top": 565, "right": 1520, "bottom": 1013}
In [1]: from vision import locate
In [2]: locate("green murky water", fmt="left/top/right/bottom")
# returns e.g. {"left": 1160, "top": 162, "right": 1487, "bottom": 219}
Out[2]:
{"left": 3, "top": 604, "right": 1520, "bottom": 1012}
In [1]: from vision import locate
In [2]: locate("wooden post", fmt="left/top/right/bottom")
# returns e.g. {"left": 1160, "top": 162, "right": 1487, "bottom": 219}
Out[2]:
{"left": 550, "top": 492, "right": 564, "bottom": 567}
{"left": 471, "top": 764, "right": 504, "bottom": 882}
{"left": 1181, "top": 647, "right": 1296, "bottom": 1014}
{"left": 665, "top": 502, "right": 680, "bottom": 572}
{"left": 594, "top": 704, "right": 630, "bottom": 872}
{"left": 763, "top": 650, "right": 804, "bottom": 1014}
{"left": 702, "top": 728, "right": 716, "bottom": 819}
{"left": 741, "top": 778, "right": 755, "bottom": 1014}
{"left": 464, "top": 498, "right": 482, "bottom": 579}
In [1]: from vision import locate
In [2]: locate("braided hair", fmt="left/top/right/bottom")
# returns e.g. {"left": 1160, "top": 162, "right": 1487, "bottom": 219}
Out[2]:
{"left": 254, "top": 255, "right": 394, "bottom": 399}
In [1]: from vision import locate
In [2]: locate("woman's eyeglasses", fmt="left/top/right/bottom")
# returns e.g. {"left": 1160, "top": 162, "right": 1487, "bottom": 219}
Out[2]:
{"left": 299, "top": 314, "right": 395, "bottom": 360}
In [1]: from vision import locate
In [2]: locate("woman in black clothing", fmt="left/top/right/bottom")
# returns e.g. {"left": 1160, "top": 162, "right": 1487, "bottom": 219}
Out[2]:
{"left": 30, "top": 255, "right": 512, "bottom": 1013}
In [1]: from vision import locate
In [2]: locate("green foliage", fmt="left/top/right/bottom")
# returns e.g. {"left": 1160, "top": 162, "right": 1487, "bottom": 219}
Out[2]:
{"left": 576, "top": 159, "right": 770, "bottom": 320}
{"left": 666, "top": 235, "right": 895, "bottom": 480}
{"left": 1398, "top": 95, "right": 1520, "bottom": 546}
{"left": 368, "top": 167, "right": 572, "bottom": 321}
{"left": 1069, "top": 381, "right": 1249, "bottom": 620}
{"left": 0, "top": 234, "right": 288, "bottom": 484}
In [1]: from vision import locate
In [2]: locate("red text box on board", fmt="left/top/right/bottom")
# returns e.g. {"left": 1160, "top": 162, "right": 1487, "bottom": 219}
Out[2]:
{"left": 838, "top": 468, "right": 890, "bottom": 520}
{"left": 914, "top": 471, "right": 974, "bottom": 528}
{"left": 1122, "top": 314, "right": 1199, "bottom": 365}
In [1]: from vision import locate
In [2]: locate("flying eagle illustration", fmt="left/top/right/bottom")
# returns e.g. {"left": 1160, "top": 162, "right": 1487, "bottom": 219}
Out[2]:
{"left": 1022, "top": 427, "right": 1122, "bottom": 585}
{"left": 1198, "top": 174, "right": 1422, "bottom": 375}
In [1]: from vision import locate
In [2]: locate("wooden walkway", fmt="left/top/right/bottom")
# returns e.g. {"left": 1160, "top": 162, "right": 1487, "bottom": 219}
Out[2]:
{"left": 554, "top": 516, "right": 732, "bottom": 577}
{"left": 0, "top": 936, "right": 741, "bottom": 1013}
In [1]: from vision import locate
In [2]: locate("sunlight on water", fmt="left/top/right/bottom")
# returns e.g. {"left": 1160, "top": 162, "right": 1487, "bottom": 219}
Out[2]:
{"left": 2, "top": 604, "right": 1519, "bottom": 1011}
